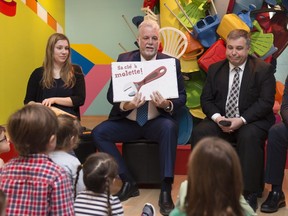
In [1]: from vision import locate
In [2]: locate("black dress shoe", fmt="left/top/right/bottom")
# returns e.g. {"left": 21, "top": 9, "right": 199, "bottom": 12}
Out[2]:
{"left": 260, "top": 190, "right": 286, "bottom": 213}
{"left": 114, "top": 181, "right": 139, "bottom": 202}
{"left": 244, "top": 192, "right": 258, "bottom": 212}
{"left": 158, "top": 191, "right": 175, "bottom": 216}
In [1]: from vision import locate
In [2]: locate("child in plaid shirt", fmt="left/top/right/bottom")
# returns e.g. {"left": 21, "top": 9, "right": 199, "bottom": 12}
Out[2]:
{"left": 0, "top": 104, "right": 74, "bottom": 215}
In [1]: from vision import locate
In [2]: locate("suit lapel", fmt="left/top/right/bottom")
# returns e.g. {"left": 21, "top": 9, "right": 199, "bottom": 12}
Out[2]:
{"left": 239, "top": 57, "right": 252, "bottom": 106}
{"left": 132, "top": 51, "right": 141, "bottom": 61}
{"left": 220, "top": 62, "right": 230, "bottom": 98}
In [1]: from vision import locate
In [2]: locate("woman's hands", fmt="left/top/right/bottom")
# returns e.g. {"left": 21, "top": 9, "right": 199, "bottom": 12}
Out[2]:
{"left": 41, "top": 97, "right": 73, "bottom": 107}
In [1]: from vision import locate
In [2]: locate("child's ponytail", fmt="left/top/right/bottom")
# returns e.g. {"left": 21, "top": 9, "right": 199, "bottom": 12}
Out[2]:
{"left": 105, "top": 177, "right": 112, "bottom": 216}
{"left": 74, "top": 164, "right": 83, "bottom": 199}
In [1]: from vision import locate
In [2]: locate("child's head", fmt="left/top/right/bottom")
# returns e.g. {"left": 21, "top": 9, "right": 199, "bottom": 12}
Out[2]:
{"left": 186, "top": 137, "right": 243, "bottom": 216}
{"left": 7, "top": 104, "right": 58, "bottom": 156}
{"left": 82, "top": 152, "right": 118, "bottom": 193}
{"left": 75, "top": 152, "right": 118, "bottom": 215}
{"left": 55, "top": 114, "right": 81, "bottom": 151}
{"left": 0, "top": 126, "right": 5, "bottom": 135}
{"left": 0, "top": 126, "right": 10, "bottom": 154}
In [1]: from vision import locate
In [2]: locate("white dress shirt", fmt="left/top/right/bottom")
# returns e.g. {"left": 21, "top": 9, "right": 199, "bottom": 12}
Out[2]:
{"left": 211, "top": 61, "right": 247, "bottom": 123}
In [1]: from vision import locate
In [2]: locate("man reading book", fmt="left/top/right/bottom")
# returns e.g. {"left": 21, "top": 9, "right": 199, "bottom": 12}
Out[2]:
{"left": 92, "top": 19, "right": 186, "bottom": 216}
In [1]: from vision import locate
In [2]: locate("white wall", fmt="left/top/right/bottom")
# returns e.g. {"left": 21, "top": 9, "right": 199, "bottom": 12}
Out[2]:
{"left": 65, "top": 0, "right": 143, "bottom": 60}
{"left": 275, "top": 49, "right": 288, "bottom": 82}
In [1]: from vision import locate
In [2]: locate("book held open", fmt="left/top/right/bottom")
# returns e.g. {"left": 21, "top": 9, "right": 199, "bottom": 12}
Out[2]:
{"left": 111, "top": 58, "right": 179, "bottom": 102}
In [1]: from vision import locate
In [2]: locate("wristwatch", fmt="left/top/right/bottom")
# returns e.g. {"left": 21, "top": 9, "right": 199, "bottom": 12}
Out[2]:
{"left": 164, "top": 101, "right": 172, "bottom": 112}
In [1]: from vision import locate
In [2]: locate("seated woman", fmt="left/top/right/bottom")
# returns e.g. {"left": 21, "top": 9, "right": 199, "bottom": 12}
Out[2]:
{"left": 170, "top": 137, "right": 256, "bottom": 216}
{"left": 24, "top": 33, "right": 86, "bottom": 119}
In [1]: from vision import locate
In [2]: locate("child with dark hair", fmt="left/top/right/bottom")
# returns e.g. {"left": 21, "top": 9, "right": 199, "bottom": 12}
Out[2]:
{"left": 74, "top": 152, "right": 124, "bottom": 216}
{"left": 0, "top": 126, "right": 10, "bottom": 168}
{"left": 49, "top": 114, "right": 85, "bottom": 196}
{"left": 0, "top": 104, "right": 74, "bottom": 215}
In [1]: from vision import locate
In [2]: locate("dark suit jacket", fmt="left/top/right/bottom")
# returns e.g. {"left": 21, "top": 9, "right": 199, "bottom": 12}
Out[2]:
{"left": 201, "top": 55, "right": 276, "bottom": 131}
{"left": 280, "top": 76, "right": 288, "bottom": 127}
{"left": 107, "top": 50, "right": 186, "bottom": 120}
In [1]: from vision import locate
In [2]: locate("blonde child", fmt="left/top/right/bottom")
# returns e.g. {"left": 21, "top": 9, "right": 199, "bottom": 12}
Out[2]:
{"left": 49, "top": 114, "right": 85, "bottom": 196}
{"left": 0, "top": 104, "right": 74, "bottom": 215}
{"left": 74, "top": 152, "right": 124, "bottom": 216}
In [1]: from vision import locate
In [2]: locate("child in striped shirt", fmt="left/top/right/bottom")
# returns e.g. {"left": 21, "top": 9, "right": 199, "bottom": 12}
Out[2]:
{"left": 74, "top": 152, "right": 124, "bottom": 216}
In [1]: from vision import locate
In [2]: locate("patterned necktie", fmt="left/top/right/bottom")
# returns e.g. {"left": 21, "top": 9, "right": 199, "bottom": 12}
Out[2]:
{"left": 226, "top": 67, "right": 241, "bottom": 118}
{"left": 136, "top": 101, "right": 148, "bottom": 126}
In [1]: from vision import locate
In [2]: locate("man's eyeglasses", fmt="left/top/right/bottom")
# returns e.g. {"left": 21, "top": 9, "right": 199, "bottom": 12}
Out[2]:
{"left": 0, "top": 136, "right": 7, "bottom": 143}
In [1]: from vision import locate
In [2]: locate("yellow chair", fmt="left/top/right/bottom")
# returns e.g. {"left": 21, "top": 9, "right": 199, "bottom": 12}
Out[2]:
{"left": 159, "top": 27, "right": 188, "bottom": 59}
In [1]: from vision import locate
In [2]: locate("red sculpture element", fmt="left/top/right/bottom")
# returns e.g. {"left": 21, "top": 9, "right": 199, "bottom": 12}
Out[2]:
{"left": 0, "top": 0, "right": 17, "bottom": 17}
{"left": 143, "top": 0, "right": 158, "bottom": 10}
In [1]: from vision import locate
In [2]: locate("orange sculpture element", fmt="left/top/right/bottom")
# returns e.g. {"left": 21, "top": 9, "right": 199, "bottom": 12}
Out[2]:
{"left": 0, "top": 0, "right": 17, "bottom": 16}
{"left": 22, "top": 0, "right": 63, "bottom": 33}
{"left": 275, "top": 81, "right": 285, "bottom": 104}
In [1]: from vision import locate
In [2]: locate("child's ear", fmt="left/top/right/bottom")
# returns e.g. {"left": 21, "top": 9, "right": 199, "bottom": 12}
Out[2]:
{"left": 47, "top": 134, "right": 56, "bottom": 152}
{"left": 70, "top": 135, "right": 77, "bottom": 144}
{"left": 70, "top": 135, "right": 79, "bottom": 148}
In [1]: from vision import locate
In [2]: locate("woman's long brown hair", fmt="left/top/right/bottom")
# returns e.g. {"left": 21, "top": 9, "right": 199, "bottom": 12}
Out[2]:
{"left": 41, "top": 33, "right": 75, "bottom": 89}
{"left": 185, "top": 137, "right": 244, "bottom": 216}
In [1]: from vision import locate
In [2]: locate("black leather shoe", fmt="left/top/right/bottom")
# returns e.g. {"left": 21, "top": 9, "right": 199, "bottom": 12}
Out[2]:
{"left": 260, "top": 190, "right": 286, "bottom": 213}
{"left": 244, "top": 192, "right": 258, "bottom": 212}
{"left": 158, "top": 191, "right": 175, "bottom": 216}
{"left": 114, "top": 181, "right": 139, "bottom": 202}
